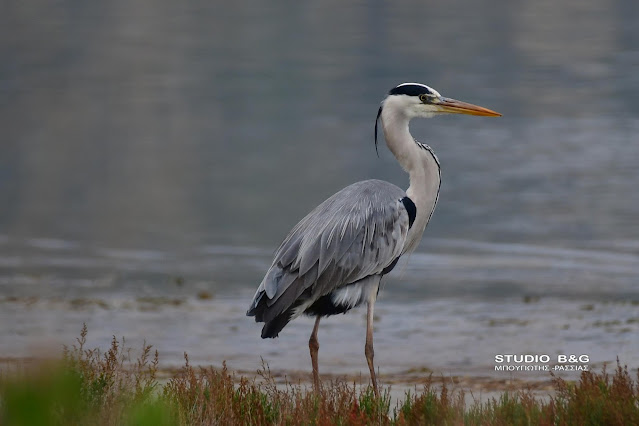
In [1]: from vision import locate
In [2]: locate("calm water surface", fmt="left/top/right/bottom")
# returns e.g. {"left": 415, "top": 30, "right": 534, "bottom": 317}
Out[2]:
{"left": 1, "top": 1, "right": 639, "bottom": 380}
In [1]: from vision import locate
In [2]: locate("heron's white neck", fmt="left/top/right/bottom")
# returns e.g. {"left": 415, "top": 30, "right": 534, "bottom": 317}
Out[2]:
{"left": 380, "top": 102, "right": 441, "bottom": 252}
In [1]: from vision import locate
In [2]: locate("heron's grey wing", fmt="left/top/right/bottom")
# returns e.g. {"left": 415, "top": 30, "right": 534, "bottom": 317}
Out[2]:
{"left": 247, "top": 179, "right": 410, "bottom": 323}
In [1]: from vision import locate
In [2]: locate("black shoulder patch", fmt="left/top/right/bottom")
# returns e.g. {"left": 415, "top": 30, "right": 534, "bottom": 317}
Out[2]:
{"left": 401, "top": 196, "right": 417, "bottom": 228}
{"left": 389, "top": 84, "right": 433, "bottom": 97}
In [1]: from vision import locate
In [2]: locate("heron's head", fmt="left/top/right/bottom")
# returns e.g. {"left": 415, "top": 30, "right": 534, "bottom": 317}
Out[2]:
{"left": 382, "top": 82, "right": 501, "bottom": 119}
{"left": 375, "top": 83, "right": 501, "bottom": 153}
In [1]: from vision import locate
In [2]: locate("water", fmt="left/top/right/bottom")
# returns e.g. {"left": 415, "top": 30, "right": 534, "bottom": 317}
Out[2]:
{"left": 1, "top": 0, "right": 639, "bottom": 384}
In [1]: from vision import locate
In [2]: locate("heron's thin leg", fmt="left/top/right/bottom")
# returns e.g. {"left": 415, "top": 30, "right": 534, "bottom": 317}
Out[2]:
{"left": 309, "top": 316, "right": 321, "bottom": 392}
{"left": 365, "top": 293, "right": 379, "bottom": 398}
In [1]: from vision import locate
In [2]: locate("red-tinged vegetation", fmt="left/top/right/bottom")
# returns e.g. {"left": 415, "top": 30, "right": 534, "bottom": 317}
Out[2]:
{"left": 549, "top": 361, "right": 639, "bottom": 425}
{"left": 0, "top": 324, "right": 638, "bottom": 425}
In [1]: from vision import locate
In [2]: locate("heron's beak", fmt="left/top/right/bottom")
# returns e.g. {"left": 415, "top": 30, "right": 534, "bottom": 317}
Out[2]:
{"left": 436, "top": 97, "right": 501, "bottom": 117}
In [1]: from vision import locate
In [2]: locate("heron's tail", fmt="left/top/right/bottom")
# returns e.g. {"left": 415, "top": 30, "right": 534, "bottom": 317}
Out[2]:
{"left": 248, "top": 293, "right": 302, "bottom": 338}
{"left": 248, "top": 286, "right": 310, "bottom": 338}
{"left": 260, "top": 308, "right": 295, "bottom": 338}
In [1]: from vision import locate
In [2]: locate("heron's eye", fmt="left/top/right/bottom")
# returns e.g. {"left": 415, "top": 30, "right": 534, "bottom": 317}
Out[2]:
{"left": 419, "top": 94, "right": 431, "bottom": 103}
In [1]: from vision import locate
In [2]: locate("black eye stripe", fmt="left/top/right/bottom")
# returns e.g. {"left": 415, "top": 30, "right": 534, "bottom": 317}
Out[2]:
{"left": 388, "top": 84, "right": 433, "bottom": 97}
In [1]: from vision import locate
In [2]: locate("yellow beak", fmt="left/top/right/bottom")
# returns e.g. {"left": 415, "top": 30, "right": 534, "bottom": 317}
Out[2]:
{"left": 436, "top": 97, "right": 502, "bottom": 117}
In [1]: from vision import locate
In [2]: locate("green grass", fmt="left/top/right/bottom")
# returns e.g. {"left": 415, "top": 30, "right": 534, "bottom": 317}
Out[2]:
{"left": 1, "top": 324, "right": 638, "bottom": 425}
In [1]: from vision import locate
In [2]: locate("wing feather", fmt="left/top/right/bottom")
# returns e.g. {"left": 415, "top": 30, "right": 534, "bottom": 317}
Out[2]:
{"left": 248, "top": 179, "right": 410, "bottom": 321}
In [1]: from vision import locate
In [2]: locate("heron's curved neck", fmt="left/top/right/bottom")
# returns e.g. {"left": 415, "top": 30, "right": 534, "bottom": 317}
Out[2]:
{"left": 381, "top": 104, "right": 441, "bottom": 248}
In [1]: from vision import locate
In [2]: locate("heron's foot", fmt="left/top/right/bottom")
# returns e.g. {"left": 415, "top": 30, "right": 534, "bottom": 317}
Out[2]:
{"left": 310, "top": 361, "right": 320, "bottom": 393}
{"left": 312, "top": 372, "right": 320, "bottom": 393}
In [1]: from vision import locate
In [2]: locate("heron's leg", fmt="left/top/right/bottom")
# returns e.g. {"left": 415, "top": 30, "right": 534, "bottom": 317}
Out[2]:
{"left": 365, "top": 292, "right": 379, "bottom": 398}
{"left": 309, "top": 316, "right": 321, "bottom": 392}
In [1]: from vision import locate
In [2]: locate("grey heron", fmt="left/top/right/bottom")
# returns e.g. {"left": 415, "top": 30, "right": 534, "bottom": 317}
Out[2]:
{"left": 247, "top": 83, "right": 501, "bottom": 396}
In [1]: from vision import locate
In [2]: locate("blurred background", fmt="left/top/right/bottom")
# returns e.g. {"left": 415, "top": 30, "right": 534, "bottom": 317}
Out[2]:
{"left": 1, "top": 0, "right": 638, "bottom": 379}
